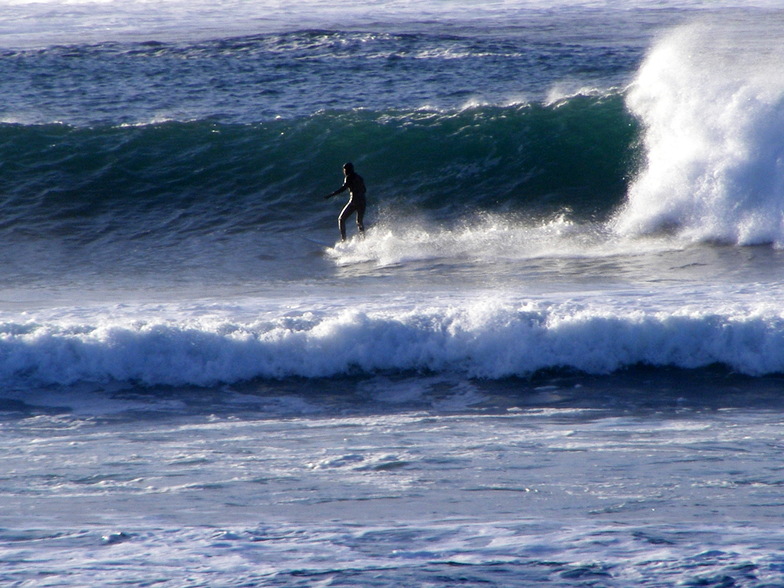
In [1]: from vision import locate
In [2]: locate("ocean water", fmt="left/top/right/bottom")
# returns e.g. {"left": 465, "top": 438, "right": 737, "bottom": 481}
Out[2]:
{"left": 2, "top": 1, "right": 784, "bottom": 586}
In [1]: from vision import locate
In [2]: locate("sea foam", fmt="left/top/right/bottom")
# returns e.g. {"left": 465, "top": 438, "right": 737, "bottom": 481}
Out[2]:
{"left": 2, "top": 298, "right": 784, "bottom": 387}
{"left": 326, "top": 215, "right": 668, "bottom": 268}
{"left": 613, "top": 20, "right": 784, "bottom": 246}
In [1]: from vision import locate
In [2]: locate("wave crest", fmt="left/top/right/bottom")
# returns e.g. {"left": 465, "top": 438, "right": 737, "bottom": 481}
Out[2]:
{"left": 0, "top": 95, "right": 635, "bottom": 245}
{"left": 3, "top": 300, "right": 784, "bottom": 387}
{"left": 613, "top": 20, "right": 784, "bottom": 246}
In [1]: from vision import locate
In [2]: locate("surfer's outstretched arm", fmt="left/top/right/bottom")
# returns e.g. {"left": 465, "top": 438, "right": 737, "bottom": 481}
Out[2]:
{"left": 324, "top": 184, "right": 348, "bottom": 199}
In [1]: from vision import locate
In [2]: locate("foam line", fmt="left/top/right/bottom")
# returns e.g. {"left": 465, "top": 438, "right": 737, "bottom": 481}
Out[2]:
{"left": 2, "top": 301, "right": 783, "bottom": 386}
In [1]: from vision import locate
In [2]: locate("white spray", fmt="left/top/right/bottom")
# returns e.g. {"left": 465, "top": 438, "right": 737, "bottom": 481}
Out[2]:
{"left": 613, "top": 19, "right": 784, "bottom": 246}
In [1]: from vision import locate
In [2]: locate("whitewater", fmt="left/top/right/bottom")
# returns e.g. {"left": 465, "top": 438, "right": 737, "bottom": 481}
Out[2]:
{"left": 1, "top": 1, "right": 784, "bottom": 586}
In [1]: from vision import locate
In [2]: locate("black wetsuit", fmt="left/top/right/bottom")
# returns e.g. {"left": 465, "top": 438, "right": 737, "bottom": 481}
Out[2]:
{"left": 329, "top": 171, "right": 366, "bottom": 241}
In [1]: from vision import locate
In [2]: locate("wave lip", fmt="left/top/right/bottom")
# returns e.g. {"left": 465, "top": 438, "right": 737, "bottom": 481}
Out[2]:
{"left": 2, "top": 301, "right": 784, "bottom": 387}
{"left": 613, "top": 20, "right": 784, "bottom": 246}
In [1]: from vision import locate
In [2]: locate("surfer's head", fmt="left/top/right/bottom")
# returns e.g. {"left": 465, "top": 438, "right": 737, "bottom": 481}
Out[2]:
{"left": 343, "top": 162, "right": 354, "bottom": 175}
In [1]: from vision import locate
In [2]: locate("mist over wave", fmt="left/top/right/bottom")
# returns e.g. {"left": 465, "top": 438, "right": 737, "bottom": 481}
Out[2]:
{"left": 614, "top": 19, "right": 784, "bottom": 246}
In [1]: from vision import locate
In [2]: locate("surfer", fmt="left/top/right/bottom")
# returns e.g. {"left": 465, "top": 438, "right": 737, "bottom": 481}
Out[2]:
{"left": 324, "top": 162, "right": 366, "bottom": 241}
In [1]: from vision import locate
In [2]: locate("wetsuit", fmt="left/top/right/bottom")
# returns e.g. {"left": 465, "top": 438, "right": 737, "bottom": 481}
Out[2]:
{"left": 327, "top": 171, "right": 366, "bottom": 241}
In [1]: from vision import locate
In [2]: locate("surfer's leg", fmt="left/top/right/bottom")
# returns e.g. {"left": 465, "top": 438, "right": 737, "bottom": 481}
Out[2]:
{"left": 338, "top": 217, "right": 346, "bottom": 241}
{"left": 356, "top": 201, "right": 366, "bottom": 237}
{"left": 338, "top": 202, "right": 356, "bottom": 242}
